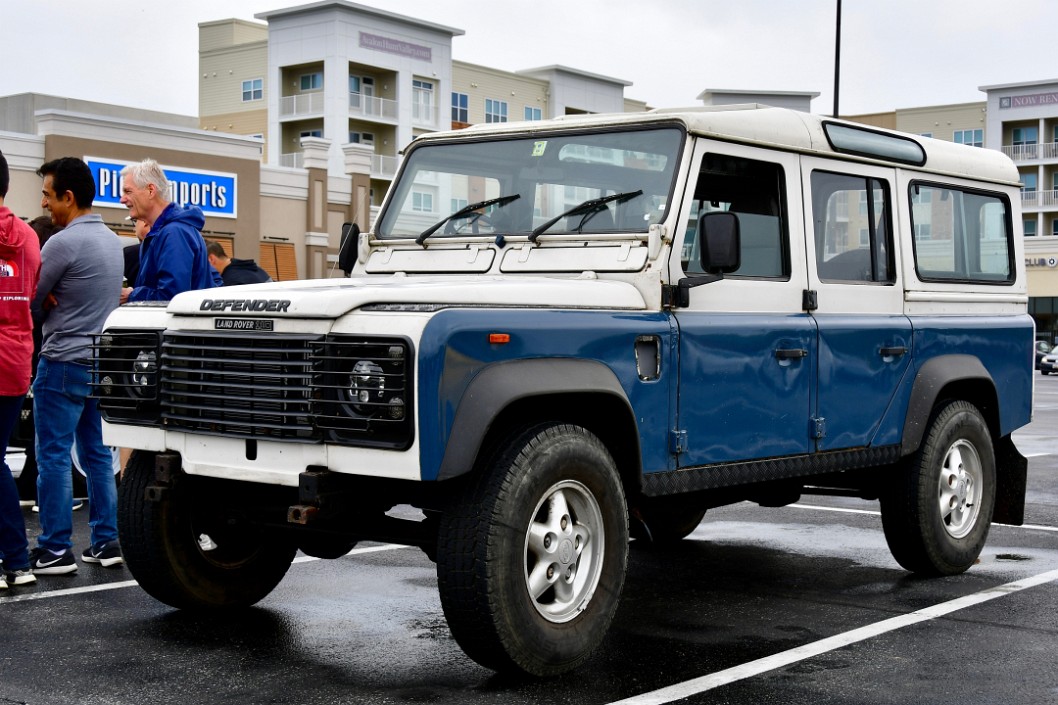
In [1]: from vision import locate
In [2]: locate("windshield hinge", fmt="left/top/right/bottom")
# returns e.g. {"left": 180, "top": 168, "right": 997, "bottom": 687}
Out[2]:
{"left": 811, "top": 417, "right": 827, "bottom": 439}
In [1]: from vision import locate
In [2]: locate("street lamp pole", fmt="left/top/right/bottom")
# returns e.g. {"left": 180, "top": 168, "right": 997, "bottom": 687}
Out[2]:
{"left": 833, "top": 0, "right": 842, "bottom": 117}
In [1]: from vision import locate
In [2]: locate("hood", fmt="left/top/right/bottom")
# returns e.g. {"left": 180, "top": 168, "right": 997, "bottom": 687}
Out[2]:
{"left": 0, "top": 206, "right": 32, "bottom": 252}
{"left": 166, "top": 274, "right": 647, "bottom": 318}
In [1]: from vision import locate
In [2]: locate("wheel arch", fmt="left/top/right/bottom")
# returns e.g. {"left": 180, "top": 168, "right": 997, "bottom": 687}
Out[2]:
{"left": 900, "top": 354, "right": 1026, "bottom": 525}
{"left": 435, "top": 358, "right": 642, "bottom": 492}
{"left": 901, "top": 354, "right": 1000, "bottom": 456}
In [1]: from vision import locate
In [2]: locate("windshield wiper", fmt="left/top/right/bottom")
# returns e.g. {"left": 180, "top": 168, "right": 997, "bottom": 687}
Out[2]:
{"left": 416, "top": 194, "right": 521, "bottom": 246}
{"left": 528, "top": 190, "right": 642, "bottom": 243}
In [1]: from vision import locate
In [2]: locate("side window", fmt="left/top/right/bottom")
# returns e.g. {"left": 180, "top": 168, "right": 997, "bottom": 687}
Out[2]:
{"left": 682, "top": 154, "right": 788, "bottom": 279}
{"left": 812, "top": 171, "right": 893, "bottom": 283}
{"left": 909, "top": 182, "right": 1013, "bottom": 283}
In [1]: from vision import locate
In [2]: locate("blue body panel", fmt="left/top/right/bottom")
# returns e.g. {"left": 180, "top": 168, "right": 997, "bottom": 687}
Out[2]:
{"left": 417, "top": 309, "right": 675, "bottom": 482}
{"left": 900, "top": 314, "right": 1034, "bottom": 436}
{"left": 813, "top": 314, "right": 913, "bottom": 451}
{"left": 417, "top": 306, "right": 1033, "bottom": 485}
{"left": 673, "top": 312, "right": 817, "bottom": 465}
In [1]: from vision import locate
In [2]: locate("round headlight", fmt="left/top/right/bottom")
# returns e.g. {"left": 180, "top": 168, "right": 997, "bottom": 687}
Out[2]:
{"left": 346, "top": 359, "right": 385, "bottom": 416}
{"left": 130, "top": 350, "right": 157, "bottom": 396}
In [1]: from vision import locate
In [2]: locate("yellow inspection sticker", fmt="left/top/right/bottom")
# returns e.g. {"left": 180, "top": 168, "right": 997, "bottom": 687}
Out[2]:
{"left": 531, "top": 141, "right": 547, "bottom": 157}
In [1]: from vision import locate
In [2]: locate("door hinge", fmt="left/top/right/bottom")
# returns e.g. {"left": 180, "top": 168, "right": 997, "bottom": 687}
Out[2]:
{"left": 669, "top": 429, "right": 688, "bottom": 454}
{"left": 802, "top": 289, "right": 818, "bottom": 311}
{"left": 811, "top": 417, "right": 827, "bottom": 439}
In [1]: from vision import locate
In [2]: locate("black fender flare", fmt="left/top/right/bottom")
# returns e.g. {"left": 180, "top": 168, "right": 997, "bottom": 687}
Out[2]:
{"left": 900, "top": 354, "right": 994, "bottom": 456}
{"left": 436, "top": 358, "right": 635, "bottom": 481}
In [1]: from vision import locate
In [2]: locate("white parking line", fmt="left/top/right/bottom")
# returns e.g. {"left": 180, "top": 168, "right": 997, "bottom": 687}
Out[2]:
{"left": 789, "top": 503, "right": 1058, "bottom": 533}
{"left": 0, "top": 543, "right": 410, "bottom": 605}
{"left": 606, "top": 567, "right": 1058, "bottom": 705}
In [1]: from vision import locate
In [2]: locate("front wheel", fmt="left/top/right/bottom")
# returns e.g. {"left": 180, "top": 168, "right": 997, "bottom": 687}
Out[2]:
{"left": 119, "top": 451, "right": 296, "bottom": 609}
{"left": 437, "top": 423, "right": 629, "bottom": 676}
{"left": 880, "top": 401, "right": 995, "bottom": 576}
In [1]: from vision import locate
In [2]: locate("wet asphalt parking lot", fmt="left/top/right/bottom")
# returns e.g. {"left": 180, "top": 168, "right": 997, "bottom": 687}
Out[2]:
{"left": 2, "top": 378, "right": 1057, "bottom": 705}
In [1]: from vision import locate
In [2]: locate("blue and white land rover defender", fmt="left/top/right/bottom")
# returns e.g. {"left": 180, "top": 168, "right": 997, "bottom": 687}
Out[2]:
{"left": 94, "top": 106, "right": 1033, "bottom": 676}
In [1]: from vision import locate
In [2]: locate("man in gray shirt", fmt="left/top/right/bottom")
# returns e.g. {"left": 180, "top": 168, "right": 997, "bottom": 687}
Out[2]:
{"left": 29, "top": 157, "right": 124, "bottom": 575}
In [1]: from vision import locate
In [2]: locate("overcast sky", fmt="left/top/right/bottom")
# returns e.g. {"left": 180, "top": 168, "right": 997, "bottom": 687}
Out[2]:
{"left": 1, "top": 0, "right": 1052, "bottom": 120}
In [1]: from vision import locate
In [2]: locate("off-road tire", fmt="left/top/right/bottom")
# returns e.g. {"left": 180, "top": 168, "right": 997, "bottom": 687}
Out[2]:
{"left": 436, "top": 423, "right": 628, "bottom": 676}
{"left": 881, "top": 401, "right": 995, "bottom": 576}
{"left": 119, "top": 451, "right": 296, "bottom": 609}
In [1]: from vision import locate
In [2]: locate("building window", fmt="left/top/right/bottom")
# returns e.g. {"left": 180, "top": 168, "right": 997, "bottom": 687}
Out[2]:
{"left": 451, "top": 92, "right": 468, "bottom": 123}
{"left": 485, "top": 98, "right": 508, "bottom": 123}
{"left": 413, "top": 79, "right": 434, "bottom": 122}
{"left": 451, "top": 198, "right": 468, "bottom": 212}
{"left": 1053, "top": 220, "right": 1058, "bottom": 237}
{"left": 953, "top": 129, "right": 983, "bottom": 147}
{"left": 241, "top": 78, "right": 263, "bottom": 102}
{"left": 1013, "top": 126, "right": 1038, "bottom": 146}
{"left": 299, "top": 130, "right": 322, "bottom": 139}
{"left": 524, "top": 106, "right": 542, "bottom": 121}
{"left": 1023, "top": 173, "right": 1038, "bottom": 194}
{"left": 919, "top": 132, "right": 933, "bottom": 138}
{"left": 1025, "top": 219, "right": 1037, "bottom": 237}
{"left": 348, "top": 131, "right": 375, "bottom": 145}
{"left": 300, "top": 73, "right": 323, "bottom": 91}
{"left": 412, "top": 192, "right": 433, "bottom": 213}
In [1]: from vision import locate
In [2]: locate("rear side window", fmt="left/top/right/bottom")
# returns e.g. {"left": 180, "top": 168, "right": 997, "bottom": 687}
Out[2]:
{"left": 811, "top": 171, "right": 894, "bottom": 283}
{"left": 909, "top": 183, "right": 1013, "bottom": 283}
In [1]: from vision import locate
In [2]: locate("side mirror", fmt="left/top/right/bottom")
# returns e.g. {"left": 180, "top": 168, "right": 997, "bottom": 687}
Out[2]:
{"left": 698, "top": 211, "right": 740, "bottom": 274}
{"left": 338, "top": 222, "right": 360, "bottom": 275}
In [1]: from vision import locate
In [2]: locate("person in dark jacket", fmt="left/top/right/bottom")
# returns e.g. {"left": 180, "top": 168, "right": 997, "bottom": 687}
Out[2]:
{"left": 117, "top": 159, "right": 221, "bottom": 303}
{"left": 206, "top": 241, "right": 273, "bottom": 286}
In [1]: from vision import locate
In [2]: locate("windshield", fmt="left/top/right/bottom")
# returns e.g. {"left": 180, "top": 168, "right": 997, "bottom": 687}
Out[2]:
{"left": 377, "top": 126, "right": 684, "bottom": 239}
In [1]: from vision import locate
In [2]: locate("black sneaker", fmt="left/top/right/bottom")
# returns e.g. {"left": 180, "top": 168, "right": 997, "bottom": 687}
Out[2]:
{"left": 28, "top": 547, "right": 78, "bottom": 575}
{"left": 82, "top": 541, "right": 123, "bottom": 568}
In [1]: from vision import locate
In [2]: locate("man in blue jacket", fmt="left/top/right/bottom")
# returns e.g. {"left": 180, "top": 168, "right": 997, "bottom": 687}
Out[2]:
{"left": 118, "top": 159, "right": 221, "bottom": 303}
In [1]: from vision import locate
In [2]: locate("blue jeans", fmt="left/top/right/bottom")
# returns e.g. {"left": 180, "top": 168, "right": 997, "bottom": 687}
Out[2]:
{"left": 34, "top": 357, "right": 118, "bottom": 552}
{"left": 0, "top": 395, "right": 31, "bottom": 571}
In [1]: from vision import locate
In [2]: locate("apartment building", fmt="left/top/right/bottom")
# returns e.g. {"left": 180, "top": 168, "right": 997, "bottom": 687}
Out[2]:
{"left": 198, "top": 1, "right": 645, "bottom": 211}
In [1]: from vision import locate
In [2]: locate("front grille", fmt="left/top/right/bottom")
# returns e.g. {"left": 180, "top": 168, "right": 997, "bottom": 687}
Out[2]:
{"left": 157, "top": 331, "right": 414, "bottom": 448}
{"left": 162, "top": 332, "right": 319, "bottom": 440}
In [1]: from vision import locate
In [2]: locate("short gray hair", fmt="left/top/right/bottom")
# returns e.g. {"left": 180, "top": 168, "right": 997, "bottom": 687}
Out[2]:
{"left": 121, "top": 158, "right": 170, "bottom": 201}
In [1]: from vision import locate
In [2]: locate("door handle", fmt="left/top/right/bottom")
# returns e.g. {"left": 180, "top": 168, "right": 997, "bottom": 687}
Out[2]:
{"left": 775, "top": 348, "right": 808, "bottom": 360}
{"left": 879, "top": 346, "right": 908, "bottom": 358}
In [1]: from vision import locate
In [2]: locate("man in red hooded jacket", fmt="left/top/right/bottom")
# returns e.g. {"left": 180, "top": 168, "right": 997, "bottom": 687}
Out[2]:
{"left": 0, "top": 149, "right": 41, "bottom": 589}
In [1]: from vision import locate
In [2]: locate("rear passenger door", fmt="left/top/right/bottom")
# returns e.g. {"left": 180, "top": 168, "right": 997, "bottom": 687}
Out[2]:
{"left": 801, "top": 158, "right": 913, "bottom": 451}
{"left": 672, "top": 143, "right": 815, "bottom": 466}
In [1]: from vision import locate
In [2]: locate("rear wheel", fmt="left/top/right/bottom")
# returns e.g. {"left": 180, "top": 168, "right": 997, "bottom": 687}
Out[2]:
{"left": 119, "top": 451, "right": 296, "bottom": 608}
{"left": 880, "top": 401, "right": 995, "bottom": 576}
{"left": 437, "top": 423, "right": 628, "bottom": 676}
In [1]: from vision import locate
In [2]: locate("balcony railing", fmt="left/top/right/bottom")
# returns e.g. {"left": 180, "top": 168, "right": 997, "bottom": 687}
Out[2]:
{"left": 350, "top": 92, "right": 398, "bottom": 121}
{"left": 1020, "top": 189, "right": 1058, "bottom": 208}
{"left": 279, "top": 92, "right": 325, "bottom": 119}
{"left": 279, "top": 152, "right": 304, "bottom": 169}
{"left": 1003, "top": 142, "right": 1058, "bottom": 162}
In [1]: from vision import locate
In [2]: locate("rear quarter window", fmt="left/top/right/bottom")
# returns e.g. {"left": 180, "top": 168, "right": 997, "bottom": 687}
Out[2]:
{"left": 909, "top": 182, "right": 1013, "bottom": 284}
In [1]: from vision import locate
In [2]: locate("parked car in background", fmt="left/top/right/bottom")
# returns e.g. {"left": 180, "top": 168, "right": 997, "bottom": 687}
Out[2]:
{"left": 1036, "top": 340, "right": 1052, "bottom": 370}
{"left": 1041, "top": 351, "right": 1058, "bottom": 375}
